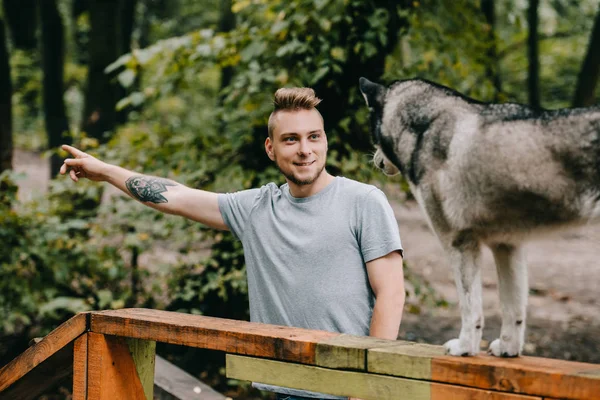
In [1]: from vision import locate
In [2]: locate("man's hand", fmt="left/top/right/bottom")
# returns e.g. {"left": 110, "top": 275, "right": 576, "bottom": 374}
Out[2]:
{"left": 60, "top": 144, "right": 109, "bottom": 182}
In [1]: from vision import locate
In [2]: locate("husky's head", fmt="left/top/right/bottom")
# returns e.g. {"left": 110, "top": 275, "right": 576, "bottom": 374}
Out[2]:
{"left": 359, "top": 77, "right": 399, "bottom": 176}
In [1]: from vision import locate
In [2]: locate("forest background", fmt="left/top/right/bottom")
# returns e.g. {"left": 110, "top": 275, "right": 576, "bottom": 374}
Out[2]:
{"left": 1, "top": 0, "right": 599, "bottom": 398}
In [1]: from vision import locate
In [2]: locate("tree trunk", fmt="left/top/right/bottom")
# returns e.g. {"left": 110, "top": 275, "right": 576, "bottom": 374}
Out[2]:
{"left": 481, "top": 0, "right": 502, "bottom": 101}
{"left": 527, "top": 0, "right": 541, "bottom": 109}
{"left": 218, "top": 0, "right": 235, "bottom": 134}
{"left": 218, "top": 0, "right": 235, "bottom": 93}
{"left": 40, "top": 0, "right": 70, "bottom": 178}
{"left": 2, "top": 0, "right": 37, "bottom": 50}
{"left": 72, "top": 0, "right": 89, "bottom": 64}
{"left": 0, "top": 16, "right": 12, "bottom": 174}
{"left": 117, "top": 0, "right": 137, "bottom": 124}
{"left": 573, "top": 6, "right": 600, "bottom": 107}
{"left": 81, "top": 0, "right": 136, "bottom": 142}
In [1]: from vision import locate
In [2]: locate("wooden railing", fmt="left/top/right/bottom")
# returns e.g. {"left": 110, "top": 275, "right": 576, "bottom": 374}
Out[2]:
{"left": 1, "top": 308, "right": 599, "bottom": 399}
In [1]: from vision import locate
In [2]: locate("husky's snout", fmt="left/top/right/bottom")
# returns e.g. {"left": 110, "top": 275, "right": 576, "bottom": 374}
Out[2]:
{"left": 373, "top": 148, "right": 399, "bottom": 176}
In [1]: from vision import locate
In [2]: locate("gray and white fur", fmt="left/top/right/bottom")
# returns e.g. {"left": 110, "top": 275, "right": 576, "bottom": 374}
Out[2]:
{"left": 359, "top": 77, "right": 600, "bottom": 357}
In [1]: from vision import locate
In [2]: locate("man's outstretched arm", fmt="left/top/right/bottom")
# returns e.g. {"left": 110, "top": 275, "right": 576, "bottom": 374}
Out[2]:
{"left": 60, "top": 144, "right": 228, "bottom": 230}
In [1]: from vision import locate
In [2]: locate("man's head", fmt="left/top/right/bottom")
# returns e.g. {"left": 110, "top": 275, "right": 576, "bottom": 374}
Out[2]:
{"left": 265, "top": 88, "right": 329, "bottom": 190}
{"left": 267, "top": 88, "right": 324, "bottom": 138}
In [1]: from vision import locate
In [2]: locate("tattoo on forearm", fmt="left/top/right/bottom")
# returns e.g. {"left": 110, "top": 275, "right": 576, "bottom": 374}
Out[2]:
{"left": 125, "top": 176, "right": 178, "bottom": 203}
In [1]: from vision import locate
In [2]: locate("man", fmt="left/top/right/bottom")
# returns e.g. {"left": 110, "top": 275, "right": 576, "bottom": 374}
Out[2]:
{"left": 61, "top": 87, "right": 405, "bottom": 400}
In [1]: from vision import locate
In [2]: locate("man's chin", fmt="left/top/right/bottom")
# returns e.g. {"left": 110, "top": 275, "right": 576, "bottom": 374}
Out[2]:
{"left": 289, "top": 175, "right": 317, "bottom": 186}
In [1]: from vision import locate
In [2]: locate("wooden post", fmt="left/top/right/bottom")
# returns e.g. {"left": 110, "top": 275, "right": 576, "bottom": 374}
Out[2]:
{"left": 72, "top": 333, "right": 89, "bottom": 400}
{"left": 73, "top": 332, "right": 155, "bottom": 400}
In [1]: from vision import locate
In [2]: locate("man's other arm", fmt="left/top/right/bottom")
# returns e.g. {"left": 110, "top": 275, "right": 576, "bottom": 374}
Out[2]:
{"left": 366, "top": 251, "right": 405, "bottom": 339}
{"left": 60, "top": 145, "right": 228, "bottom": 230}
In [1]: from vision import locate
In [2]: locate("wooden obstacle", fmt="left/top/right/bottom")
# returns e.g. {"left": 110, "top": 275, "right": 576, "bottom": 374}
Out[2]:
{"left": 1, "top": 308, "right": 599, "bottom": 399}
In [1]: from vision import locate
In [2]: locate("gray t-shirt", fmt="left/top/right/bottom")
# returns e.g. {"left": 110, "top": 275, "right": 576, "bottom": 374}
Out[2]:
{"left": 218, "top": 176, "right": 403, "bottom": 399}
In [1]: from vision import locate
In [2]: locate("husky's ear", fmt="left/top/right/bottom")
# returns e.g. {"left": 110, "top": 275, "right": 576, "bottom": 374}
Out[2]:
{"left": 359, "top": 77, "right": 385, "bottom": 108}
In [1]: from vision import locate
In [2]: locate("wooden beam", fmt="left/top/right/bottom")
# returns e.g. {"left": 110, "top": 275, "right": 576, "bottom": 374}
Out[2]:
{"left": 368, "top": 341, "right": 444, "bottom": 379}
{"left": 90, "top": 309, "right": 339, "bottom": 365}
{"left": 226, "top": 354, "right": 542, "bottom": 400}
{"left": 72, "top": 333, "right": 89, "bottom": 400}
{"left": 127, "top": 337, "right": 156, "bottom": 400}
{"left": 368, "top": 345, "right": 600, "bottom": 400}
{"left": 431, "top": 354, "right": 600, "bottom": 400}
{"left": 314, "top": 334, "right": 403, "bottom": 370}
{"left": 86, "top": 332, "right": 155, "bottom": 400}
{"left": 89, "top": 309, "right": 600, "bottom": 399}
{"left": 0, "top": 312, "right": 88, "bottom": 394}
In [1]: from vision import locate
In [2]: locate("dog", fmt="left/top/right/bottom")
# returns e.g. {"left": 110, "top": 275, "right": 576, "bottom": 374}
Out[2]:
{"left": 359, "top": 76, "right": 600, "bottom": 357}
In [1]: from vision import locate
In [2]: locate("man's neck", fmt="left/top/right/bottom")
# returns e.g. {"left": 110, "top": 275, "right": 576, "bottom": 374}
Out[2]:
{"left": 288, "top": 171, "right": 335, "bottom": 198}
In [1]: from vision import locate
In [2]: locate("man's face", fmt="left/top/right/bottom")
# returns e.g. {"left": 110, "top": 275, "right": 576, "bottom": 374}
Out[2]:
{"left": 265, "top": 109, "right": 327, "bottom": 187}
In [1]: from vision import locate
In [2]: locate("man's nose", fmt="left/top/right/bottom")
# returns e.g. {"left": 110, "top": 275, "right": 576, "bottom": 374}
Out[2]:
{"left": 298, "top": 138, "right": 312, "bottom": 155}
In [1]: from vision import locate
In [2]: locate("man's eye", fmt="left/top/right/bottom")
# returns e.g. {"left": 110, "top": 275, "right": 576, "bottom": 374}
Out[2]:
{"left": 310, "top": 134, "right": 320, "bottom": 140}
{"left": 284, "top": 137, "right": 297, "bottom": 142}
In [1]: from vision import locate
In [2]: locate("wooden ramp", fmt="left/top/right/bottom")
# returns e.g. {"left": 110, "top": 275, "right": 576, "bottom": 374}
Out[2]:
{"left": 1, "top": 309, "right": 599, "bottom": 399}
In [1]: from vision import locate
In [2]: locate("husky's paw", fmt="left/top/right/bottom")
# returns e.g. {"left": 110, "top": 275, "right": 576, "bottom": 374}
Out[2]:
{"left": 443, "top": 338, "right": 477, "bottom": 356}
{"left": 487, "top": 339, "right": 521, "bottom": 357}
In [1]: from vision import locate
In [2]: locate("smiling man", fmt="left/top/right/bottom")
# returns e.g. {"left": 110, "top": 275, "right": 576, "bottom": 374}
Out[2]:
{"left": 61, "top": 87, "right": 405, "bottom": 400}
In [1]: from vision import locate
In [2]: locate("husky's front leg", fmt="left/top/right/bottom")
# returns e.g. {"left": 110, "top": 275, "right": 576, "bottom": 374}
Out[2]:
{"left": 443, "top": 234, "right": 484, "bottom": 356}
{"left": 488, "top": 244, "right": 528, "bottom": 357}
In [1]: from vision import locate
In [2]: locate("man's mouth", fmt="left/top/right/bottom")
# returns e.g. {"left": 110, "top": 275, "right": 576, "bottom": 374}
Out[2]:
{"left": 294, "top": 161, "right": 316, "bottom": 166}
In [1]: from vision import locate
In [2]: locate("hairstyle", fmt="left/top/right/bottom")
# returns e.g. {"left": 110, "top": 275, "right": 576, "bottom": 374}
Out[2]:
{"left": 267, "top": 87, "right": 323, "bottom": 138}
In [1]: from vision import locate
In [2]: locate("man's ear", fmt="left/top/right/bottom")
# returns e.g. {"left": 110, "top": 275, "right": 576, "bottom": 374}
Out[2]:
{"left": 265, "top": 137, "right": 275, "bottom": 161}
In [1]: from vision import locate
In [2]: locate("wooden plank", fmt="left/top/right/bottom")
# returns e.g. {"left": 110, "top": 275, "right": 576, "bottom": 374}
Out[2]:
{"left": 314, "top": 334, "right": 405, "bottom": 370}
{"left": 90, "top": 308, "right": 339, "bottom": 365}
{"left": 0, "top": 312, "right": 88, "bottom": 393}
{"left": 72, "top": 333, "right": 89, "bottom": 400}
{"left": 86, "top": 332, "right": 150, "bottom": 400}
{"left": 368, "top": 341, "right": 444, "bottom": 380}
{"left": 127, "top": 338, "right": 156, "bottom": 400}
{"left": 154, "top": 355, "right": 227, "bottom": 400}
{"left": 369, "top": 343, "right": 600, "bottom": 400}
{"left": 0, "top": 342, "right": 74, "bottom": 400}
{"left": 226, "top": 355, "right": 541, "bottom": 400}
{"left": 431, "top": 355, "right": 600, "bottom": 400}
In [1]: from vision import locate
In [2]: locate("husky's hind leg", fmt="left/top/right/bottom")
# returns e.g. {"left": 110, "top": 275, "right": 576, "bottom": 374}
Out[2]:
{"left": 443, "top": 232, "right": 484, "bottom": 356}
{"left": 488, "top": 244, "right": 528, "bottom": 357}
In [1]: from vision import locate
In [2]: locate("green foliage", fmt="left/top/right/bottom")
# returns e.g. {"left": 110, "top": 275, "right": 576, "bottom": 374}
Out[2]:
{"left": 0, "top": 171, "right": 129, "bottom": 337}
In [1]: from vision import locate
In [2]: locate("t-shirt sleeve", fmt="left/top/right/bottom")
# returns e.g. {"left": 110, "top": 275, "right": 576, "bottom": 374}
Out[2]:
{"left": 218, "top": 188, "right": 261, "bottom": 240}
{"left": 357, "top": 188, "right": 404, "bottom": 262}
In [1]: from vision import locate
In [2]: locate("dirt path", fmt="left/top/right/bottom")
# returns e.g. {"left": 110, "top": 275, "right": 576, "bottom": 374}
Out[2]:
{"left": 14, "top": 151, "right": 600, "bottom": 363}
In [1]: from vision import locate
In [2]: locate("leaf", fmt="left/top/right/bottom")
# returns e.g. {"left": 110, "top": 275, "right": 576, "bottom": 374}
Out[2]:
{"left": 118, "top": 69, "right": 137, "bottom": 88}
{"left": 310, "top": 66, "right": 329, "bottom": 85}
{"left": 105, "top": 54, "right": 132, "bottom": 73}
{"left": 39, "top": 297, "right": 92, "bottom": 317}
{"left": 240, "top": 41, "right": 267, "bottom": 62}
{"left": 97, "top": 290, "right": 113, "bottom": 309}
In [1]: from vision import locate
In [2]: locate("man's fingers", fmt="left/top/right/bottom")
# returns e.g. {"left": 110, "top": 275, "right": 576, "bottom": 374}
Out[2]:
{"left": 61, "top": 144, "right": 87, "bottom": 158}
{"left": 69, "top": 169, "right": 79, "bottom": 182}
{"left": 60, "top": 162, "right": 67, "bottom": 175}
{"left": 64, "top": 158, "right": 85, "bottom": 167}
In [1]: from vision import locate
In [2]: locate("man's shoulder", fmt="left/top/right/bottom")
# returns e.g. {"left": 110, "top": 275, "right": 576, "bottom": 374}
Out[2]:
{"left": 336, "top": 176, "right": 381, "bottom": 196}
{"left": 250, "top": 182, "right": 285, "bottom": 203}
